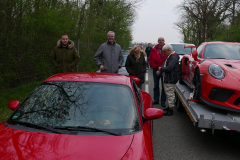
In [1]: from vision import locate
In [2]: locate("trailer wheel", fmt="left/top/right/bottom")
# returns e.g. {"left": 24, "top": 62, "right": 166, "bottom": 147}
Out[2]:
{"left": 193, "top": 68, "right": 201, "bottom": 99}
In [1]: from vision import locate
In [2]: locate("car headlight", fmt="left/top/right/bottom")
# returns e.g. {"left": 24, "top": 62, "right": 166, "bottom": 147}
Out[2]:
{"left": 208, "top": 64, "right": 225, "bottom": 79}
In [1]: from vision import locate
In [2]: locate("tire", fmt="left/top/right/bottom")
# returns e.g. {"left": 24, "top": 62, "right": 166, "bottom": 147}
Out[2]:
{"left": 193, "top": 69, "right": 201, "bottom": 99}
{"left": 179, "top": 61, "right": 185, "bottom": 85}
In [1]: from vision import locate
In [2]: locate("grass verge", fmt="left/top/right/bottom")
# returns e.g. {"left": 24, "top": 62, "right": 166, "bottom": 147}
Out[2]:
{"left": 0, "top": 81, "right": 41, "bottom": 122}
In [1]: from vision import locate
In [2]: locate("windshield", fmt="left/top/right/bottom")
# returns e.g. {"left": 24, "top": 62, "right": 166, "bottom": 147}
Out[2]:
{"left": 8, "top": 81, "right": 140, "bottom": 135}
{"left": 122, "top": 56, "right": 127, "bottom": 66}
{"left": 203, "top": 43, "right": 240, "bottom": 60}
{"left": 122, "top": 50, "right": 129, "bottom": 55}
{"left": 171, "top": 44, "right": 195, "bottom": 55}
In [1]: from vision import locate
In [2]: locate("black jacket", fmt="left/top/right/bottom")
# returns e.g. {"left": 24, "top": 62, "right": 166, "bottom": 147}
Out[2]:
{"left": 126, "top": 52, "right": 147, "bottom": 83}
{"left": 160, "top": 52, "right": 180, "bottom": 84}
{"left": 145, "top": 46, "right": 152, "bottom": 57}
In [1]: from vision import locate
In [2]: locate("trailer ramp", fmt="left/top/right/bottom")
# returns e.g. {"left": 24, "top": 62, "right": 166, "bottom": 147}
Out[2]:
{"left": 175, "top": 82, "right": 240, "bottom": 134}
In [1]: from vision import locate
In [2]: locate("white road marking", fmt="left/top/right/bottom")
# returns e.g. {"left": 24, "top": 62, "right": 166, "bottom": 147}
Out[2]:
{"left": 145, "top": 72, "right": 148, "bottom": 81}
{"left": 144, "top": 72, "right": 149, "bottom": 93}
{"left": 145, "top": 84, "right": 149, "bottom": 93}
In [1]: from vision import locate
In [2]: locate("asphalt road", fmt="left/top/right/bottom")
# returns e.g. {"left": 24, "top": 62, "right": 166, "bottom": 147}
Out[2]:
{"left": 142, "top": 68, "right": 240, "bottom": 160}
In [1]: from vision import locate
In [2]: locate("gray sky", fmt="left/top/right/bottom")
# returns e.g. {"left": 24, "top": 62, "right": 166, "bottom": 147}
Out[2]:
{"left": 132, "top": 0, "right": 184, "bottom": 44}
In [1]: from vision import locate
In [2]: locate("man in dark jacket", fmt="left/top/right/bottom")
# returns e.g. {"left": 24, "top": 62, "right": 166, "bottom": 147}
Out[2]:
{"left": 94, "top": 31, "right": 124, "bottom": 73}
{"left": 50, "top": 33, "right": 80, "bottom": 73}
{"left": 148, "top": 37, "right": 167, "bottom": 106}
{"left": 145, "top": 43, "right": 152, "bottom": 69}
{"left": 157, "top": 44, "right": 180, "bottom": 116}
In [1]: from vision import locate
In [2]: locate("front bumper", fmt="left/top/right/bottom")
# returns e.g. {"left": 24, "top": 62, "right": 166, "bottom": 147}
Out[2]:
{"left": 200, "top": 74, "right": 240, "bottom": 112}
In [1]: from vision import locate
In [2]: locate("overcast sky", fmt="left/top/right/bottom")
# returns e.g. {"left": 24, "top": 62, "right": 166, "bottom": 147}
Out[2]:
{"left": 132, "top": 0, "right": 184, "bottom": 44}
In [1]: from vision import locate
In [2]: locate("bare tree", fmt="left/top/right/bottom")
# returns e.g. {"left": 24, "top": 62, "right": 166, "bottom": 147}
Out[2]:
{"left": 176, "top": 0, "right": 232, "bottom": 44}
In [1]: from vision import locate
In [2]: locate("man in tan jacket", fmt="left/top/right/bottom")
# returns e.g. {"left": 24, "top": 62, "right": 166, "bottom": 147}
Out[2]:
{"left": 51, "top": 33, "right": 80, "bottom": 73}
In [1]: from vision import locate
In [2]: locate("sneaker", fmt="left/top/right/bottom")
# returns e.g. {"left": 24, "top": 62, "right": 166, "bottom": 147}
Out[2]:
{"left": 161, "top": 103, "right": 166, "bottom": 108}
{"left": 164, "top": 108, "right": 173, "bottom": 116}
{"left": 163, "top": 107, "right": 169, "bottom": 111}
{"left": 152, "top": 101, "right": 159, "bottom": 105}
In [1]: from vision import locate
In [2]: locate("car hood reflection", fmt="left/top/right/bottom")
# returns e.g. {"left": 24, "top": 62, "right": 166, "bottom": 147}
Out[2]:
{"left": 0, "top": 125, "right": 134, "bottom": 160}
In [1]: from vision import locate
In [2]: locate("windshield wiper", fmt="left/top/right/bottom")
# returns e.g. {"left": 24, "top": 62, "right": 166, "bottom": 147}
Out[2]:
{"left": 12, "top": 120, "right": 63, "bottom": 134}
{"left": 53, "top": 126, "right": 122, "bottom": 136}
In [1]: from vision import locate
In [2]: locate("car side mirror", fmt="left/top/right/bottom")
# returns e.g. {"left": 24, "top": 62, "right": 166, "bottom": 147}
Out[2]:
{"left": 8, "top": 100, "right": 20, "bottom": 111}
{"left": 192, "top": 50, "right": 198, "bottom": 60}
{"left": 127, "top": 75, "right": 141, "bottom": 85}
{"left": 143, "top": 108, "right": 164, "bottom": 120}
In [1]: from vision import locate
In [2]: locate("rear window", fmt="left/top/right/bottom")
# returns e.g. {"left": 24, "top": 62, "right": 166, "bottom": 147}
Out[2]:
{"left": 171, "top": 44, "right": 195, "bottom": 55}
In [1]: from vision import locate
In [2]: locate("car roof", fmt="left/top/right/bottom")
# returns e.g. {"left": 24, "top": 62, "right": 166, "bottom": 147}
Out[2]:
{"left": 169, "top": 43, "right": 195, "bottom": 45}
{"left": 43, "top": 72, "right": 132, "bottom": 85}
{"left": 205, "top": 41, "right": 240, "bottom": 44}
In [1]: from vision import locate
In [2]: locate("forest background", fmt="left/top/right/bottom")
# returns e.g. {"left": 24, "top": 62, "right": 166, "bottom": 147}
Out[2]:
{"left": 1, "top": 0, "right": 240, "bottom": 89}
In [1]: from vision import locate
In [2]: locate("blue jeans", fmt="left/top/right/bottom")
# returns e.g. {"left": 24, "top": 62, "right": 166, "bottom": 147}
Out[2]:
{"left": 153, "top": 68, "right": 166, "bottom": 104}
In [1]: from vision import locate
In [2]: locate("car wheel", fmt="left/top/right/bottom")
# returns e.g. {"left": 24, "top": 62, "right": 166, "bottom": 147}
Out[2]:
{"left": 193, "top": 68, "right": 201, "bottom": 99}
{"left": 179, "top": 61, "right": 185, "bottom": 85}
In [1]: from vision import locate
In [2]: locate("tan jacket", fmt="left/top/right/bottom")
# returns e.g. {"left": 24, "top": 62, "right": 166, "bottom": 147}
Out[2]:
{"left": 51, "top": 40, "right": 80, "bottom": 73}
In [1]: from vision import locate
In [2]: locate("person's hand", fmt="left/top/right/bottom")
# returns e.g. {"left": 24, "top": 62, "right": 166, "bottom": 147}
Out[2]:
{"left": 100, "top": 65, "right": 105, "bottom": 71}
{"left": 158, "top": 67, "right": 161, "bottom": 70}
{"left": 156, "top": 70, "right": 160, "bottom": 76}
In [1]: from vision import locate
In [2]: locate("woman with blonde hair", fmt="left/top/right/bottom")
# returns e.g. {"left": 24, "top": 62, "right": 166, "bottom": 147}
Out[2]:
{"left": 125, "top": 45, "right": 147, "bottom": 89}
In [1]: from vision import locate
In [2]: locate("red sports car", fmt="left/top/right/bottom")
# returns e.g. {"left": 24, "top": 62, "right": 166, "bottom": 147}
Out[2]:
{"left": 180, "top": 41, "right": 240, "bottom": 112}
{"left": 0, "top": 72, "right": 164, "bottom": 160}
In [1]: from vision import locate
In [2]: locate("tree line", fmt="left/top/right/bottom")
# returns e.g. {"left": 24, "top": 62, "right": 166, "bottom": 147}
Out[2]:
{"left": 1, "top": 0, "right": 240, "bottom": 88}
{"left": 0, "top": 0, "right": 142, "bottom": 88}
{"left": 175, "top": 0, "right": 240, "bottom": 45}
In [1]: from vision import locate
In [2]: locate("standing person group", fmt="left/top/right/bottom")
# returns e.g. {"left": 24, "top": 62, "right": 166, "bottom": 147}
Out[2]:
{"left": 148, "top": 37, "right": 167, "bottom": 107}
{"left": 50, "top": 33, "right": 80, "bottom": 73}
{"left": 94, "top": 31, "right": 123, "bottom": 73}
{"left": 125, "top": 45, "right": 147, "bottom": 89}
{"left": 51, "top": 32, "right": 179, "bottom": 116}
{"left": 145, "top": 43, "right": 152, "bottom": 70}
{"left": 157, "top": 44, "right": 180, "bottom": 116}
{"left": 93, "top": 32, "right": 180, "bottom": 116}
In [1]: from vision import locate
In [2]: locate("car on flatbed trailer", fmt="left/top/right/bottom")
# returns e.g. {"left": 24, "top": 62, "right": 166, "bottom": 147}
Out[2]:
{"left": 180, "top": 41, "right": 240, "bottom": 113}
{"left": 175, "top": 81, "right": 240, "bottom": 134}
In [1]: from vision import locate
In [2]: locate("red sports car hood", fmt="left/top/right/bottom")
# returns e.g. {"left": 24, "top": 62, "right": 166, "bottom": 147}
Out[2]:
{"left": 209, "top": 59, "right": 240, "bottom": 80}
{"left": 0, "top": 125, "right": 135, "bottom": 160}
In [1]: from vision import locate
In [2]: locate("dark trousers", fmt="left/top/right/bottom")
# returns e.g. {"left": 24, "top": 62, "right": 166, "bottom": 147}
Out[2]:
{"left": 137, "top": 82, "right": 143, "bottom": 89}
{"left": 153, "top": 68, "right": 166, "bottom": 104}
{"left": 146, "top": 56, "right": 149, "bottom": 69}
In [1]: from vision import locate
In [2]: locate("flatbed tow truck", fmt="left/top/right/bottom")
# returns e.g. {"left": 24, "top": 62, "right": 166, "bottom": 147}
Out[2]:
{"left": 175, "top": 82, "right": 240, "bottom": 134}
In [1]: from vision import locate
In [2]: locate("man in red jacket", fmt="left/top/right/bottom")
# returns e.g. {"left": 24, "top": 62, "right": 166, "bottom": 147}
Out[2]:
{"left": 148, "top": 37, "right": 167, "bottom": 107}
